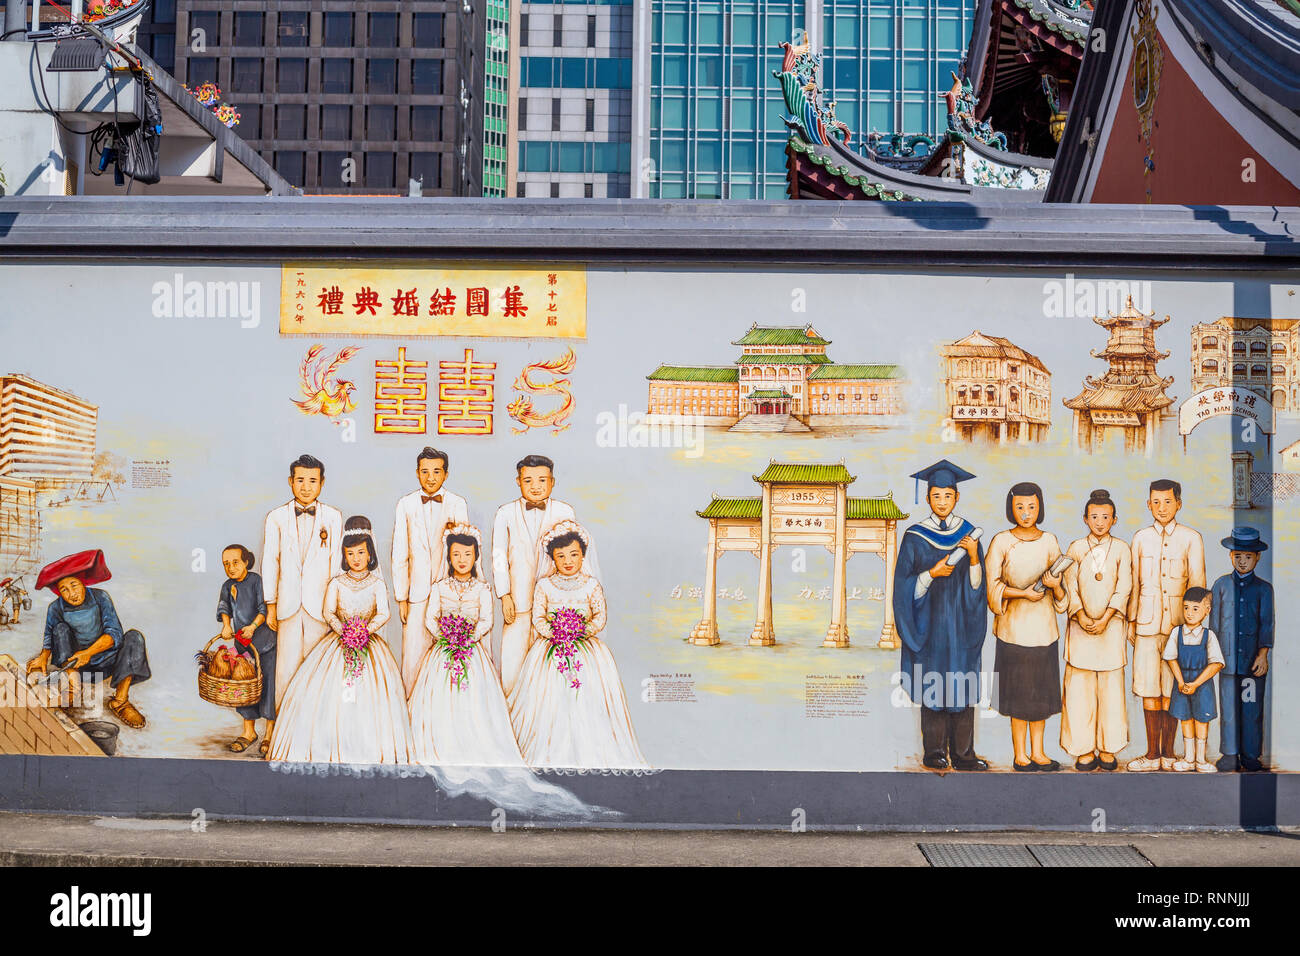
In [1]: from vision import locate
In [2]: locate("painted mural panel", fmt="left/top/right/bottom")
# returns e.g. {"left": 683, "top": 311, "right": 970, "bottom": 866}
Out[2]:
{"left": 0, "top": 262, "right": 1293, "bottom": 791}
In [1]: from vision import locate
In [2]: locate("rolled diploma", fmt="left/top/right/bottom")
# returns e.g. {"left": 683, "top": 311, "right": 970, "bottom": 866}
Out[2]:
{"left": 944, "top": 527, "right": 983, "bottom": 565}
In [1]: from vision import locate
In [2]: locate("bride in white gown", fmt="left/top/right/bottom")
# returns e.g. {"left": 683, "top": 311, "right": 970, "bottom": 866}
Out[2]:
{"left": 508, "top": 519, "right": 648, "bottom": 769}
{"left": 270, "top": 516, "right": 414, "bottom": 765}
{"left": 408, "top": 523, "right": 526, "bottom": 766}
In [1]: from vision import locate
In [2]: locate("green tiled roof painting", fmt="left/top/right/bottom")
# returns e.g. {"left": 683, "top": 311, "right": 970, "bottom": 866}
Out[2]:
{"left": 732, "top": 325, "right": 831, "bottom": 347}
{"left": 847, "top": 497, "right": 909, "bottom": 520}
{"left": 647, "top": 365, "right": 740, "bottom": 383}
{"left": 807, "top": 364, "right": 904, "bottom": 380}
{"left": 754, "top": 463, "right": 855, "bottom": 484}
{"left": 697, "top": 497, "right": 762, "bottom": 519}
{"left": 736, "top": 354, "right": 832, "bottom": 365}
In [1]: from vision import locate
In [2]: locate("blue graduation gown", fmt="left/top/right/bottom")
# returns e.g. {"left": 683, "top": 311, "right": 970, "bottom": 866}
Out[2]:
{"left": 893, "top": 518, "right": 988, "bottom": 711}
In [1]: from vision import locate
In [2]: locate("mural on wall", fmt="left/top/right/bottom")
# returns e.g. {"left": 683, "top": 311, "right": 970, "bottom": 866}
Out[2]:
{"left": 0, "top": 263, "right": 1293, "bottom": 790}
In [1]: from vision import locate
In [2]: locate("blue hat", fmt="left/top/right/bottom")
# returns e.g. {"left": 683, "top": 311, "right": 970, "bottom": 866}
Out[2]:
{"left": 1220, "top": 527, "right": 1268, "bottom": 553}
{"left": 909, "top": 459, "right": 976, "bottom": 503}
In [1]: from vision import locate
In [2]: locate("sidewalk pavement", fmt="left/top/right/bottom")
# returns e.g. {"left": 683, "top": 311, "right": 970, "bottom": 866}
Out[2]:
{"left": 0, "top": 812, "right": 1297, "bottom": 866}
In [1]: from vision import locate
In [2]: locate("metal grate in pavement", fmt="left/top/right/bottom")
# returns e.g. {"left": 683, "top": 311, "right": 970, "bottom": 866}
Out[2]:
{"left": 1027, "top": 844, "right": 1151, "bottom": 867}
{"left": 919, "top": 843, "right": 1040, "bottom": 867}
{"left": 919, "top": 843, "right": 1153, "bottom": 867}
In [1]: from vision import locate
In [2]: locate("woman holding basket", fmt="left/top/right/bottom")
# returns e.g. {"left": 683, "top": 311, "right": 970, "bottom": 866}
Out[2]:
{"left": 215, "top": 544, "right": 277, "bottom": 756}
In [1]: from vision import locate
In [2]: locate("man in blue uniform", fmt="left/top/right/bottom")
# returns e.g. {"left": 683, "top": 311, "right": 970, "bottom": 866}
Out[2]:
{"left": 892, "top": 460, "right": 989, "bottom": 771}
{"left": 1210, "top": 528, "right": 1273, "bottom": 772}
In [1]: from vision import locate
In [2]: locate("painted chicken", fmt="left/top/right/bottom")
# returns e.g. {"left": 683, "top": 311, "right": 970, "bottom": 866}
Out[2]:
{"left": 293, "top": 344, "right": 361, "bottom": 421}
{"left": 508, "top": 348, "right": 577, "bottom": 435}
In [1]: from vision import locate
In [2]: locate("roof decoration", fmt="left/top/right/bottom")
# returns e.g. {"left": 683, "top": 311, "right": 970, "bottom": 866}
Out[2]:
{"left": 773, "top": 34, "right": 852, "bottom": 148}
{"left": 945, "top": 73, "right": 1008, "bottom": 151}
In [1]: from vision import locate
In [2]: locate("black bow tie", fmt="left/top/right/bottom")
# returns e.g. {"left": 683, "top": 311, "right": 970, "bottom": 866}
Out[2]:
{"left": 295, "top": 506, "right": 316, "bottom": 517}
{"left": 422, "top": 494, "right": 443, "bottom": 504}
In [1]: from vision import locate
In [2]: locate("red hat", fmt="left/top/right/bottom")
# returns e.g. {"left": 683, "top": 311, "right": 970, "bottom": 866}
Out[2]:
{"left": 36, "top": 550, "right": 112, "bottom": 592}
{"left": 0, "top": 578, "right": 10, "bottom": 588}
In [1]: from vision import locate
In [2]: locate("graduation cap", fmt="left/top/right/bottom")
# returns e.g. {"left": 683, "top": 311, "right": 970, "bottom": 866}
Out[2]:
{"left": 35, "top": 549, "right": 112, "bottom": 593}
{"left": 910, "top": 459, "right": 976, "bottom": 503}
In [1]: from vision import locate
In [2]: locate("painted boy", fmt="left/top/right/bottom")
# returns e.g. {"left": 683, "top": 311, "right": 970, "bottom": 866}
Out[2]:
{"left": 1162, "top": 587, "right": 1223, "bottom": 773}
{"left": 1210, "top": 527, "right": 1273, "bottom": 772}
{"left": 262, "top": 453, "right": 343, "bottom": 707}
{"left": 892, "top": 459, "right": 989, "bottom": 771}
{"left": 25, "top": 549, "right": 151, "bottom": 728}
{"left": 1126, "top": 478, "right": 1205, "bottom": 772}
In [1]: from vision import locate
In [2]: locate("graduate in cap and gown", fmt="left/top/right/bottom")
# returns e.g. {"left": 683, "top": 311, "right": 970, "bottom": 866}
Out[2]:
{"left": 892, "top": 460, "right": 989, "bottom": 771}
{"left": 25, "top": 549, "right": 151, "bottom": 728}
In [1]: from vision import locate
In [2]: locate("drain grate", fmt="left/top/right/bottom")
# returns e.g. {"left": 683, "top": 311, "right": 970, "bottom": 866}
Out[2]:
{"left": 919, "top": 843, "right": 1040, "bottom": 867}
{"left": 920, "top": 843, "right": 1152, "bottom": 867}
{"left": 1027, "top": 844, "right": 1151, "bottom": 867}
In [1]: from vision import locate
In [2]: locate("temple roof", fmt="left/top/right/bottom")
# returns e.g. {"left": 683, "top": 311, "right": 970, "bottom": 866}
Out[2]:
{"left": 754, "top": 462, "right": 856, "bottom": 484}
{"left": 647, "top": 365, "right": 739, "bottom": 383}
{"left": 747, "top": 389, "right": 793, "bottom": 399}
{"left": 807, "top": 364, "right": 905, "bottom": 380}
{"left": 733, "top": 324, "right": 830, "bottom": 347}
{"left": 736, "top": 354, "right": 832, "bottom": 365}
{"left": 1063, "top": 381, "right": 1176, "bottom": 411}
{"left": 697, "top": 494, "right": 907, "bottom": 520}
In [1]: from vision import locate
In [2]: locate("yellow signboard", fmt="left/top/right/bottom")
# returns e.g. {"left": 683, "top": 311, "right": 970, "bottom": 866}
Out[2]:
{"left": 281, "top": 262, "right": 586, "bottom": 339}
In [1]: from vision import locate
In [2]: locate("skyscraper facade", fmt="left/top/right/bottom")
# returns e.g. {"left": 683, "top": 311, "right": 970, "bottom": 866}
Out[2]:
{"left": 636, "top": 0, "right": 973, "bottom": 198}
{"left": 514, "top": 2, "right": 635, "bottom": 197}
{"left": 147, "top": 1, "right": 484, "bottom": 196}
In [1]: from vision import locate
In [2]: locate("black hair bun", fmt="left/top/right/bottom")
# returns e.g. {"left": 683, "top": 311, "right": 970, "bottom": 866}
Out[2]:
{"left": 1089, "top": 489, "right": 1112, "bottom": 500}
{"left": 344, "top": 515, "right": 373, "bottom": 532}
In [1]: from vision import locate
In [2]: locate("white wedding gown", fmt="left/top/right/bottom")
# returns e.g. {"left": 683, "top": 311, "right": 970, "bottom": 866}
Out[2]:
{"left": 507, "top": 571, "right": 648, "bottom": 769}
{"left": 270, "top": 570, "right": 414, "bottom": 765}
{"left": 408, "top": 575, "right": 526, "bottom": 767}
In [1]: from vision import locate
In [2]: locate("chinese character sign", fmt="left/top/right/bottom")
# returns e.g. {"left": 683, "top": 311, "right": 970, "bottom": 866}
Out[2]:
{"left": 281, "top": 263, "right": 586, "bottom": 339}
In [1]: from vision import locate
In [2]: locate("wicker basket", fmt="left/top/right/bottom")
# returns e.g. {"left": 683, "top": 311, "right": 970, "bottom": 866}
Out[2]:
{"left": 197, "top": 635, "right": 263, "bottom": 708}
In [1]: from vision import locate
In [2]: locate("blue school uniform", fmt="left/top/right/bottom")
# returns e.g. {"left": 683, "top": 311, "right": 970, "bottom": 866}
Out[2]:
{"left": 216, "top": 571, "right": 276, "bottom": 721}
{"left": 1167, "top": 625, "right": 1218, "bottom": 723}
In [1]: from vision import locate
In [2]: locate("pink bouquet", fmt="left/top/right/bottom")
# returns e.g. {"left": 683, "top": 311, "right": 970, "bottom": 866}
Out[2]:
{"left": 435, "top": 614, "right": 476, "bottom": 691}
{"left": 339, "top": 615, "right": 371, "bottom": 686}
{"left": 545, "top": 607, "right": 588, "bottom": 690}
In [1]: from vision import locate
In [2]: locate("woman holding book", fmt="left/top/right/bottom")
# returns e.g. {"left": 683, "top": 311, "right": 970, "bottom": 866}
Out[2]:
{"left": 985, "top": 481, "right": 1069, "bottom": 771}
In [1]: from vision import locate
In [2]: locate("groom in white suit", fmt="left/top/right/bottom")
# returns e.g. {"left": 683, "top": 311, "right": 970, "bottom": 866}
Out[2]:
{"left": 393, "top": 447, "right": 469, "bottom": 693}
{"left": 262, "top": 454, "right": 343, "bottom": 708}
{"left": 492, "top": 454, "right": 597, "bottom": 697}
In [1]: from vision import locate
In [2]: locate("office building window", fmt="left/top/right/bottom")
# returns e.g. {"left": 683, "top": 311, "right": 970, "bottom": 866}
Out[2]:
{"left": 550, "top": 182, "right": 560, "bottom": 198}
{"left": 237, "top": 104, "right": 260, "bottom": 139}
{"left": 277, "top": 58, "right": 307, "bottom": 93}
{"left": 520, "top": 13, "right": 529, "bottom": 46}
{"left": 319, "top": 151, "right": 351, "bottom": 188}
{"left": 186, "top": 58, "right": 218, "bottom": 86}
{"left": 189, "top": 11, "right": 220, "bottom": 47}
{"left": 276, "top": 105, "right": 306, "bottom": 140}
{"left": 231, "top": 57, "right": 262, "bottom": 93}
{"left": 587, "top": 14, "right": 596, "bottom": 48}
{"left": 151, "top": 36, "right": 175, "bottom": 72}
{"left": 366, "top": 152, "right": 395, "bottom": 189}
{"left": 278, "top": 11, "right": 308, "bottom": 47}
{"left": 552, "top": 98, "right": 561, "bottom": 132}
{"left": 322, "top": 59, "right": 352, "bottom": 94}
{"left": 552, "top": 14, "right": 562, "bottom": 46}
{"left": 519, "top": 98, "right": 527, "bottom": 131}
{"left": 367, "top": 106, "right": 397, "bottom": 141}
{"left": 233, "top": 11, "right": 262, "bottom": 47}
{"left": 411, "top": 106, "right": 442, "bottom": 141}
{"left": 275, "top": 151, "right": 305, "bottom": 186}
{"left": 585, "top": 98, "right": 594, "bottom": 132}
{"left": 411, "top": 59, "right": 443, "bottom": 94}
{"left": 516, "top": 182, "right": 526, "bottom": 197}
{"left": 410, "top": 153, "right": 442, "bottom": 189}
{"left": 321, "top": 105, "right": 352, "bottom": 140}
{"left": 413, "top": 13, "right": 444, "bottom": 47}
{"left": 368, "top": 59, "right": 397, "bottom": 94}
{"left": 153, "top": 0, "right": 175, "bottom": 24}
{"left": 369, "top": 12, "right": 398, "bottom": 48}
{"left": 584, "top": 182, "right": 593, "bottom": 198}
{"left": 323, "top": 12, "right": 353, "bottom": 47}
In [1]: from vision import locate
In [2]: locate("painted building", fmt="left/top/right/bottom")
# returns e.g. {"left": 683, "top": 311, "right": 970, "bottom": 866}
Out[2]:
{"left": 940, "top": 330, "right": 1050, "bottom": 442}
{"left": 0, "top": 476, "right": 39, "bottom": 577}
{"left": 1282, "top": 439, "right": 1300, "bottom": 474}
{"left": 638, "top": 0, "right": 976, "bottom": 199}
{"left": 1190, "top": 317, "right": 1300, "bottom": 414}
{"left": 0, "top": 375, "right": 98, "bottom": 484}
{"left": 516, "top": 2, "right": 635, "bottom": 197}
{"left": 648, "top": 323, "right": 904, "bottom": 426}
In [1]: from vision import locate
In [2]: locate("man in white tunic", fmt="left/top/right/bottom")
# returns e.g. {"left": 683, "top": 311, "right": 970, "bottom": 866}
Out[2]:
{"left": 392, "top": 447, "right": 469, "bottom": 694}
{"left": 262, "top": 454, "right": 343, "bottom": 708}
{"left": 1126, "top": 478, "right": 1205, "bottom": 771}
{"left": 492, "top": 455, "right": 596, "bottom": 697}
{"left": 1061, "top": 489, "right": 1132, "bottom": 770}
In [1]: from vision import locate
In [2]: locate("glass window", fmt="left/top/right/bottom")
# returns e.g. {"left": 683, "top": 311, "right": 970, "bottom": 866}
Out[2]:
{"left": 150, "top": 35, "right": 175, "bottom": 72}
{"left": 662, "top": 12, "right": 687, "bottom": 43}
{"left": 587, "top": 14, "right": 597, "bottom": 47}
{"left": 869, "top": 101, "right": 891, "bottom": 130}
{"left": 322, "top": 59, "right": 352, "bottom": 94}
{"left": 699, "top": 13, "right": 723, "bottom": 44}
{"left": 318, "top": 151, "right": 351, "bottom": 188}
{"left": 320, "top": 104, "right": 352, "bottom": 140}
{"left": 410, "top": 153, "right": 442, "bottom": 189}
{"left": 698, "top": 96, "right": 722, "bottom": 129}
{"left": 836, "top": 100, "right": 857, "bottom": 128}
{"left": 323, "top": 12, "right": 353, "bottom": 47}
{"left": 869, "top": 15, "right": 892, "bottom": 49}
{"left": 559, "top": 142, "right": 584, "bottom": 172}
{"left": 367, "top": 106, "right": 396, "bottom": 141}
{"left": 368, "top": 59, "right": 397, "bottom": 94}
{"left": 835, "top": 16, "right": 859, "bottom": 47}
{"left": 585, "top": 97, "right": 595, "bottom": 131}
{"left": 189, "top": 11, "right": 220, "bottom": 47}
{"left": 231, "top": 57, "right": 261, "bottom": 93}
{"left": 733, "top": 14, "right": 756, "bottom": 44}
{"left": 278, "top": 11, "right": 308, "bottom": 47}
{"left": 369, "top": 12, "right": 399, "bottom": 48}
{"left": 520, "top": 14, "right": 530, "bottom": 46}
{"left": 903, "top": 100, "right": 925, "bottom": 130}
{"left": 764, "top": 140, "right": 786, "bottom": 171}
{"left": 412, "top": 106, "right": 441, "bottom": 141}
{"left": 275, "top": 151, "right": 304, "bottom": 186}
{"left": 186, "top": 58, "right": 218, "bottom": 86}
{"left": 731, "top": 181, "right": 754, "bottom": 198}
{"left": 731, "top": 141, "right": 756, "bottom": 172}
{"left": 767, "top": 14, "right": 790, "bottom": 42}
{"left": 153, "top": 0, "right": 175, "bottom": 24}
{"left": 903, "top": 60, "right": 924, "bottom": 86}
{"left": 366, "top": 151, "right": 395, "bottom": 189}
{"left": 868, "top": 58, "right": 892, "bottom": 89}
{"left": 661, "top": 97, "right": 685, "bottom": 128}
{"left": 662, "top": 140, "right": 686, "bottom": 172}
{"left": 903, "top": 18, "right": 927, "bottom": 48}
{"left": 236, "top": 103, "right": 260, "bottom": 138}
{"left": 414, "top": 13, "right": 445, "bottom": 48}
{"left": 764, "top": 183, "right": 787, "bottom": 199}
{"left": 732, "top": 57, "right": 756, "bottom": 86}
{"left": 662, "top": 54, "right": 687, "bottom": 86}
{"left": 697, "top": 55, "right": 721, "bottom": 86}
{"left": 412, "top": 59, "right": 443, "bottom": 93}
{"left": 277, "top": 58, "right": 307, "bottom": 93}
{"left": 937, "top": 18, "right": 961, "bottom": 49}
{"left": 731, "top": 98, "right": 756, "bottom": 129}
{"left": 233, "top": 11, "right": 262, "bottom": 47}
{"left": 276, "top": 106, "right": 306, "bottom": 140}
{"left": 562, "top": 57, "right": 586, "bottom": 87}
{"left": 834, "top": 58, "right": 859, "bottom": 89}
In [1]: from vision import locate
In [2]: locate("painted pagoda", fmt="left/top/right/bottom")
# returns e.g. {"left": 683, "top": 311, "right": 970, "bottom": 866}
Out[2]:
{"left": 1063, "top": 297, "right": 1176, "bottom": 455}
